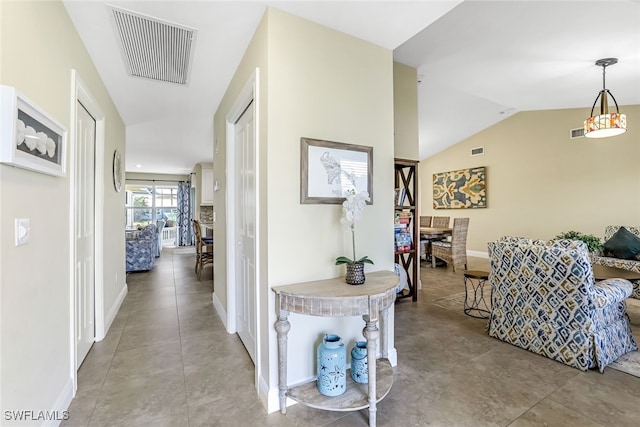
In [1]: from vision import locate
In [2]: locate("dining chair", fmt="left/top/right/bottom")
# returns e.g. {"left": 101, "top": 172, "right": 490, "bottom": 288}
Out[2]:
{"left": 431, "top": 217, "right": 469, "bottom": 272}
{"left": 419, "top": 216, "right": 433, "bottom": 261}
{"left": 192, "top": 219, "right": 213, "bottom": 279}
{"left": 419, "top": 216, "right": 432, "bottom": 227}
{"left": 432, "top": 216, "right": 450, "bottom": 228}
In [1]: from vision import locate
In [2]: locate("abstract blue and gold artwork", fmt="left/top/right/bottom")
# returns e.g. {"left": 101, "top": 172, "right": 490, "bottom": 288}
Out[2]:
{"left": 433, "top": 167, "right": 486, "bottom": 209}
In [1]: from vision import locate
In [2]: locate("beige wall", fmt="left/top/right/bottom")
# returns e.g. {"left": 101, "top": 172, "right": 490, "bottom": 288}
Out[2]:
{"left": 420, "top": 105, "right": 640, "bottom": 255}
{"left": 214, "top": 7, "right": 396, "bottom": 412}
{"left": 0, "top": 0, "right": 125, "bottom": 420}
{"left": 213, "top": 2, "right": 269, "bottom": 329}
{"left": 393, "top": 62, "right": 419, "bottom": 160}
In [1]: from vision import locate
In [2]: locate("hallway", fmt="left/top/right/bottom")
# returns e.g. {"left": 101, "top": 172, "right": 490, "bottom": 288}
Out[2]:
{"left": 63, "top": 252, "right": 640, "bottom": 426}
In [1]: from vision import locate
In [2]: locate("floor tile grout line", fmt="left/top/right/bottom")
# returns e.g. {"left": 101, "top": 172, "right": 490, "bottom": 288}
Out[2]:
{"left": 504, "top": 373, "right": 590, "bottom": 426}
{"left": 83, "top": 285, "right": 132, "bottom": 427}
{"left": 172, "top": 251, "right": 193, "bottom": 427}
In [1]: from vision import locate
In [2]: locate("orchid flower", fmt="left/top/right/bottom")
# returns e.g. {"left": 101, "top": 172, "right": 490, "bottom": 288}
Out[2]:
{"left": 335, "top": 190, "right": 374, "bottom": 266}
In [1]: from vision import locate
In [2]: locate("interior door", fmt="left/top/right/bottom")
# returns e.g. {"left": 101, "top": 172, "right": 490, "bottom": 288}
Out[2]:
{"left": 75, "top": 100, "right": 96, "bottom": 368}
{"left": 235, "top": 101, "right": 256, "bottom": 363}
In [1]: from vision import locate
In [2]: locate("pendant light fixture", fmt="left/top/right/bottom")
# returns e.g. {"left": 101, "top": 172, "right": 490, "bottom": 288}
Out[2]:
{"left": 584, "top": 58, "right": 627, "bottom": 138}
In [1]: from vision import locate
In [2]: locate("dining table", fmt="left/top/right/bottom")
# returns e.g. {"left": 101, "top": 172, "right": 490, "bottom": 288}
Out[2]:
{"left": 419, "top": 227, "right": 453, "bottom": 264}
{"left": 419, "top": 227, "right": 453, "bottom": 238}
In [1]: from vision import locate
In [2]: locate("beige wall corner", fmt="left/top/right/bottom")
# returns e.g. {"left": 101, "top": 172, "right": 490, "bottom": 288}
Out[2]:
{"left": 393, "top": 62, "right": 419, "bottom": 160}
{"left": 215, "top": 6, "right": 396, "bottom": 413}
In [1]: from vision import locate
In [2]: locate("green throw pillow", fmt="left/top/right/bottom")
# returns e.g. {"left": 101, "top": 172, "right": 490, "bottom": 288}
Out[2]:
{"left": 604, "top": 227, "right": 640, "bottom": 260}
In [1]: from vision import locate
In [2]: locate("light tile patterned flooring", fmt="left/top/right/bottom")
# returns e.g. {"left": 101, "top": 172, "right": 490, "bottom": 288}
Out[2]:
{"left": 63, "top": 252, "right": 640, "bottom": 426}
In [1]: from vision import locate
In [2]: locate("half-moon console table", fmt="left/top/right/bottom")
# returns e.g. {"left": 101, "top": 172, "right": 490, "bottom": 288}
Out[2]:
{"left": 272, "top": 270, "right": 398, "bottom": 427}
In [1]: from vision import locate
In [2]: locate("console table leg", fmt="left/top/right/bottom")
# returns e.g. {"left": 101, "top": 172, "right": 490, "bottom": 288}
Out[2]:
{"left": 380, "top": 307, "right": 389, "bottom": 359}
{"left": 275, "top": 306, "right": 290, "bottom": 414}
{"left": 362, "top": 314, "right": 379, "bottom": 427}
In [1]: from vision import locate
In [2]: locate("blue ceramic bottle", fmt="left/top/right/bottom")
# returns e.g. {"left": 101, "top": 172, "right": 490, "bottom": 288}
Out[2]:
{"left": 350, "top": 341, "right": 368, "bottom": 383}
{"left": 317, "top": 334, "right": 346, "bottom": 396}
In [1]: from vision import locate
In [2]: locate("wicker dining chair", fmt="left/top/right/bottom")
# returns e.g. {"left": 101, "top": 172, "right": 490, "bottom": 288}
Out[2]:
{"left": 431, "top": 216, "right": 450, "bottom": 228}
{"left": 419, "top": 216, "right": 432, "bottom": 227}
{"left": 431, "top": 217, "right": 469, "bottom": 272}
{"left": 192, "top": 219, "right": 213, "bottom": 280}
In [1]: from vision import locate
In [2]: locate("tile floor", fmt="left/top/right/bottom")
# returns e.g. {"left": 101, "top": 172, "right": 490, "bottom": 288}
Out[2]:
{"left": 63, "top": 252, "right": 640, "bottom": 426}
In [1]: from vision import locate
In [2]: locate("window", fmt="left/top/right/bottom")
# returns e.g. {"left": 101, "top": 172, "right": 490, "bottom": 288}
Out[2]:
{"left": 125, "top": 184, "right": 178, "bottom": 229}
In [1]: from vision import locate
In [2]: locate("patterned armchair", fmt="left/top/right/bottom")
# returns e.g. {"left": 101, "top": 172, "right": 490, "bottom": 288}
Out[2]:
{"left": 488, "top": 236, "right": 637, "bottom": 372}
{"left": 126, "top": 223, "right": 158, "bottom": 272}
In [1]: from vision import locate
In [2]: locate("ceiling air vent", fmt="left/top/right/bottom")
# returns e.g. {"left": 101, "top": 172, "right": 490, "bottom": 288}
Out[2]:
{"left": 470, "top": 146, "right": 484, "bottom": 156}
{"left": 108, "top": 5, "right": 197, "bottom": 85}
{"left": 569, "top": 127, "right": 585, "bottom": 139}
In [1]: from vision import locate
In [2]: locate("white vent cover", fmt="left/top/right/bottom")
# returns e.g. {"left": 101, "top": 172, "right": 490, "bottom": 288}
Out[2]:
{"left": 108, "top": 5, "right": 197, "bottom": 85}
{"left": 569, "top": 127, "right": 585, "bottom": 139}
{"left": 470, "top": 146, "right": 484, "bottom": 156}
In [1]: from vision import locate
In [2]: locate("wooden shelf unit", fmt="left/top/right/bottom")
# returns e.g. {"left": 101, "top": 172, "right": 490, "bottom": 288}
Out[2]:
{"left": 394, "top": 158, "right": 419, "bottom": 302}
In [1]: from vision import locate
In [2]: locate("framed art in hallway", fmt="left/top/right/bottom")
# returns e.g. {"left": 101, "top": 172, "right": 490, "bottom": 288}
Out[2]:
{"left": 0, "top": 85, "right": 67, "bottom": 177}
{"left": 300, "top": 137, "right": 373, "bottom": 204}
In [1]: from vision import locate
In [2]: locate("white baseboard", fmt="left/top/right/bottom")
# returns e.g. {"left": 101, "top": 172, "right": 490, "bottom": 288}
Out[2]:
{"left": 98, "top": 282, "right": 128, "bottom": 341}
{"left": 264, "top": 378, "right": 307, "bottom": 414}
{"left": 387, "top": 347, "right": 398, "bottom": 367}
{"left": 41, "top": 377, "right": 73, "bottom": 427}
{"left": 468, "top": 250, "right": 488, "bottom": 259}
{"left": 258, "top": 375, "right": 278, "bottom": 414}
{"left": 212, "top": 292, "right": 228, "bottom": 331}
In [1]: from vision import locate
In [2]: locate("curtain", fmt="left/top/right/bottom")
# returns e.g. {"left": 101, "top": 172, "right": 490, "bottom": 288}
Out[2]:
{"left": 177, "top": 181, "right": 193, "bottom": 246}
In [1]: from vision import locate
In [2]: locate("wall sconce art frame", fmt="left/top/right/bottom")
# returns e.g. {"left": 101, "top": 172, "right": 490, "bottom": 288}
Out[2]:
{"left": 0, "top": 85, "right": 67, "bottom": 177}
{"left": 300, "top": 137, "right": 373, "bottom": 204}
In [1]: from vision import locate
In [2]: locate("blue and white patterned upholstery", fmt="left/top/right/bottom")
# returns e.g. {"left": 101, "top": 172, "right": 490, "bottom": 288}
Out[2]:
{"left": 488, "top": 236, "right": 637, "bottom": 372}
{"left": 126, "top": 224, "right": 158, "bottom": 272}
{"left": 592, "top": 226, "right": 640, "bottom": 299}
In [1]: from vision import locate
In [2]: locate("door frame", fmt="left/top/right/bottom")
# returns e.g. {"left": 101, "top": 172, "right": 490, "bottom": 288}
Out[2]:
{"left": 69, "top": 70, "right": 105, "bottom": 391}
{"left": 225, "top": 68, "right": 260, "bottom": 387}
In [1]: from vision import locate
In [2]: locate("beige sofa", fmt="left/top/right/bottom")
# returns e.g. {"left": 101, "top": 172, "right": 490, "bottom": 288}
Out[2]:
{"left": 591, "top": 225, "right": 640, "bottom": 299}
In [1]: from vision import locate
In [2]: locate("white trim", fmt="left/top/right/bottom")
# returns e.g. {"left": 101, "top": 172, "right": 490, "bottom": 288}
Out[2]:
{"left": 212, "top": 292, "right": 228, "bottom": 330}
{"left": 225, "top": 137, "right": 237, "bottom": 334}
{"left": 263, "top": 378, "right": 286, "bottom": 414}
{"left": 467, "top": 250, "right": 489, "bottom": 259}
{"left": 225, "top": 69, "right": 258, "bottom": 332}
{"left": 69, "top": 70, "right": 106, "bottom": 393}
{"left": 42, "top": 377, "right": 73, "bottom": 427}
{"left": 265, "top": 377, "right": 310, "bottom": 414}
{"left": 102, "top": 282, "right": 128, "bottom": 340}
{"left": 225, "top": 68, "right": 261, "bottom": 393}
{"left": 387, "top": 347, "right": 398, "bottom": 367}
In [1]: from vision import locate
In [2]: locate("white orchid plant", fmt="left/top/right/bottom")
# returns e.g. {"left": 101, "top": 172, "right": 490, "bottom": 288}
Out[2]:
{"left": 335, "top": 189, "right": 374, "bottom": 266}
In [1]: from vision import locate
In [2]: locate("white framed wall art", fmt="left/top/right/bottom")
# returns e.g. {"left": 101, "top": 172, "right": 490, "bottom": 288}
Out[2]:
{"left": 0, "top": 85, "right": 67, "bottom": 177}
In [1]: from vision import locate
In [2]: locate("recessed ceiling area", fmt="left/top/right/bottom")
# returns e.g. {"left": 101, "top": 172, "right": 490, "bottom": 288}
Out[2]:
{"left": 62, "top": 1, "right": 640, "bottom": 174}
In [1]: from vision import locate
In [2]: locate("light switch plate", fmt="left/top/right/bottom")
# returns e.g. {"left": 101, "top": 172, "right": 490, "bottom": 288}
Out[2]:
{"left": 15, "top": 218, "right": 30, "bottom": 246}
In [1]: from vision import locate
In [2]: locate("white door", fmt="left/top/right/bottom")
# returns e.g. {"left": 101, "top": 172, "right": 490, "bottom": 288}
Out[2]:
{"left": 235, "top": 101, "right": 256, "bottom": 363}
{"left": 75, "top": 101, "right": 96, "bottom": 368}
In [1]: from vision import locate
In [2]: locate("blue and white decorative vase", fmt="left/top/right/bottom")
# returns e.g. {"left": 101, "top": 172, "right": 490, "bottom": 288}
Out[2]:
{"left": 317, "top": 334, "right": 346, "bottom": 396}
{"left": 350, "top": 341, "right": 368, "bottom": 383}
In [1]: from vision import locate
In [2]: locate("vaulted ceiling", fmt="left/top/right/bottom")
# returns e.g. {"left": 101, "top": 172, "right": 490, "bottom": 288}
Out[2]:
{"left": 63, "top": 1, "right": 640, "bottom": 175}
